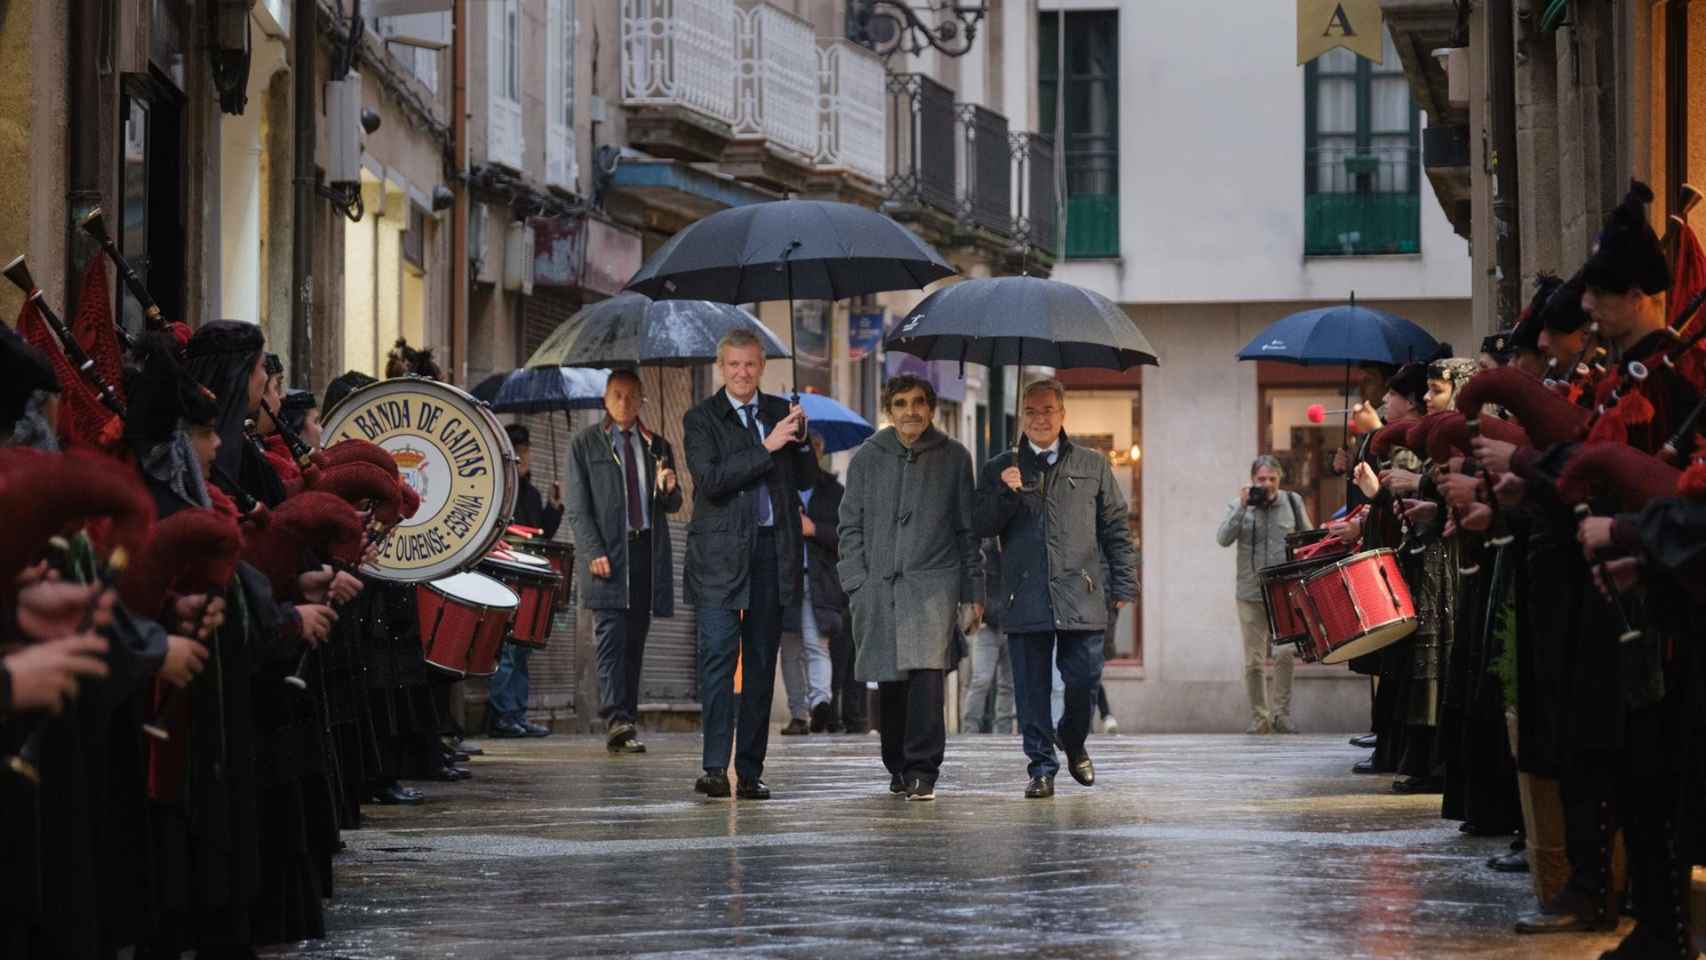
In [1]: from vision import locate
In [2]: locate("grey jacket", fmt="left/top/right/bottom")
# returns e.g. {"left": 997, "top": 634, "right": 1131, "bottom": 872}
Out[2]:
{"left": 682, "top": 389, "right": 812, "bottom": 609}
{"left": 565, "top": 419, "right": 684, "bottom": 614}
{"left": 1215, "top": 489, "right": 1310, "bottom": 603}
{"left": 838, "top": 425, "right": 981, "bottom": 682}
{"left": 973, "top": 434, "right": 1138, "bottom": 635}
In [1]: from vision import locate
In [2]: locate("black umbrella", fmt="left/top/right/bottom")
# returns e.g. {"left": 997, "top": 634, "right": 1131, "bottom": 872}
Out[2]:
{"left": 884, "top": 276, "right": 1159, "bottom": 458}
{"left": 526, "top": 293, "right": 792, "bottom": 467}
{"left": 470, "top": 366, "right": 610, "bottom": 473}
{"left": 624, "top": 199, "right": 956, "bottom": 392}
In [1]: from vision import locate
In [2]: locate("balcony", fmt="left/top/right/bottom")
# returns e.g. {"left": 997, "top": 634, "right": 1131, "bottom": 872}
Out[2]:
{"left": 1304, "top": 148, "right": 1422, "bottom": 256}
{"left": 722, "top": 3, "right": 821, "bottom": 191}
{"left": 621, "top": 0, "right": 739, "bottom": 161}
{"left": 808, "top": 40, "right": 887, "bottom": 205}
{"left": 1009, "top": 132, "right": 1059, "bottom": 272}
{"left": 884, "top": 73, "right": 959, "bottom": 244}
{"left": 957, "top": 104, "right": 1012, "bottom": 240}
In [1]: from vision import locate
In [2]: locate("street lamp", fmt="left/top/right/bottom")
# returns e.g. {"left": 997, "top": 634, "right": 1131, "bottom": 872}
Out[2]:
{"left": 846, "top": 1, "right": 988, "bottom": 60}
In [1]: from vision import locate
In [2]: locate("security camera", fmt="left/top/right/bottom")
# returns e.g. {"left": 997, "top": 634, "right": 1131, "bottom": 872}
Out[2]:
{"left": 360, "top": 108, "right": 382, "bottom": 135}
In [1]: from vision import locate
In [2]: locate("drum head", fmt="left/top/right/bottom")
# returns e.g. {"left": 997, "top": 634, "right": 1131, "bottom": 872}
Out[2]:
{"left": 488, "top": 550, "right": 552, "bottom": 570}
{"left": 1319, "top": 618, "right": 1417, "bottom": 664}
{"left": 426, "top": 571, "right": 520, "bottom": 610}
{"left": 322, "top": 377, "right": 516, "bottom": 582}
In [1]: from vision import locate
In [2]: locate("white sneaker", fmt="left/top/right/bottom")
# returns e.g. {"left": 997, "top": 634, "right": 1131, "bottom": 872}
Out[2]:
{"left": 1102, "top": 716, "right": 1120, "bottom": 736}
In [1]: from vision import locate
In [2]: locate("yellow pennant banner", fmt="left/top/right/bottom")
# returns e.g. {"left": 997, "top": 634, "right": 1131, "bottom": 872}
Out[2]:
{"left": 1298, "top": 0, "right": 1384, "bottom": 65}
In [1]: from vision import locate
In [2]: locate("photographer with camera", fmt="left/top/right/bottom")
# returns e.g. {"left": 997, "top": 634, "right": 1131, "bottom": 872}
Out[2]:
{"left": 1215, "top": 455, "right": 1310, "bottom": 734}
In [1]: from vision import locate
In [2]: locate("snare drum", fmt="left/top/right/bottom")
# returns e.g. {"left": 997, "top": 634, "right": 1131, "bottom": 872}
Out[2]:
{"left": 1284, "top": 528, "right": 1331, "bottom": 560}
{"left": 1257, "top": 555, "right": 1336, "bottom": 661}
{"left": 1301, "top": 549, "right": 1418, "bottom": 665}
{"left": 417, "top": 572, "right": 519, "bottom": 676}
{"left": 478, "top": 551, "right": 562, "bottom": 649}
{"left": 507, "top": 538, "right": 575, "bottom": 610}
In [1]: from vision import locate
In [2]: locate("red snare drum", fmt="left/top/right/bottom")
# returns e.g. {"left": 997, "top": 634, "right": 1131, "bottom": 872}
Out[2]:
{"left": 417, "top": 572, "right": 519, "bottom": 677}
{"left": 1301, "top": 549, "right": 1417, "bottom": 665}
{"left": 479, "top": 551, "right": 561, "bottom": 649}
{"left": 504, "top": 536, "right": 575, "bottom": 610}
{"left": 1258, "top": 556, "right": 1335, "bottom": 661}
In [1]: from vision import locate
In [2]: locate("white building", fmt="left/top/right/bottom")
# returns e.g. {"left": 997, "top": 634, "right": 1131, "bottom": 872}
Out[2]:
{"left": 1043, "top": 1, "right": 1474, "bottom": 732}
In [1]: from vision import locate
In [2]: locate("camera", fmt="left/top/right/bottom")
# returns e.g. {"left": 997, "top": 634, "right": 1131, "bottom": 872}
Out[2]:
{"left": 1246, "top": 486, "right": 1274, "bottom": 508}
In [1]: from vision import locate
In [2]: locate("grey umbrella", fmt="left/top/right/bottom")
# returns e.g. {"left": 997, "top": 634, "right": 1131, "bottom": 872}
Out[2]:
{"left": 525, "top": 293, "right": 789, "bottom": 369}
{"left": 525, "top": 293, "right": 792, "bottom": 466}
{"left": 885, "top": 275, "right": 1159, "bottom": 457}
{"left": 623, "top": 199, "right": 956, "bottom": 392}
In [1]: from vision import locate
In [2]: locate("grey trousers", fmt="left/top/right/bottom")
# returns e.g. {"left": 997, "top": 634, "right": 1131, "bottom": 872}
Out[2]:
{"left": 961, "top": 625, "right": 1015, "bottom": 733}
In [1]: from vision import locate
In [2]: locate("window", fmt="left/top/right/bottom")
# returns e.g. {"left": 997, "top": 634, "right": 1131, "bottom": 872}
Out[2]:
{"left": 1039, "top": 10, "right": 1119, "bottom": 259}
{"left": 546, "top": 0, "right": 579, "bottom": 191}
{"left": 487, "top": 0, "right": 524, "bottom": 170}
{"left": 1303, "top": 32, "right": 1421, "bottom": 256}
{"left": 505, "top": 0, "right": 520, "bottom": 101}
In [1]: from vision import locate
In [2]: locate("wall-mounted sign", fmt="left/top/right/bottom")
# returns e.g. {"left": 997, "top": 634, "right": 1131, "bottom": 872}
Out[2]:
{"left": 1297, "top": 0, "right": 1383, "bottom": 66}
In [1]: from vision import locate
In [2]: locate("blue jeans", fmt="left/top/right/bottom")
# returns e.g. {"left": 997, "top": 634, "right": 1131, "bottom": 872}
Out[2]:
{"left": 781, "top": 585, "right": 833, "bottom": 718}
{"left": 961, "top": 625, "right": 1016, "bottom": 733}
{"left": 1008, "top": 630, "right": 1105, "bottom": 779}
{"left": 487, "top": 642, "right": 531, "bottom": 726}
{"left": 698, "top": 530, "right": 782, "bottom": 782}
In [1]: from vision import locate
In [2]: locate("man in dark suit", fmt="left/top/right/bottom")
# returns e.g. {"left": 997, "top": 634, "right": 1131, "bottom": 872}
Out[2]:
{"left": 682, "top": 330, "right": 812, "bottom": 800}
{"left": 486, "top": 423, "right": 564, "bottom": 738}
{"left": 566, "top": 370, "right": 683, "bottom": 754}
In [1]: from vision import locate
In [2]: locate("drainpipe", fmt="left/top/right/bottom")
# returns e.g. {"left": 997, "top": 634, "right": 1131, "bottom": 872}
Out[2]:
{"left": 1487, "top": 0, "right": 1521, "bottom": 331}
{"left": 291, "top": 0, "right": 317, "bottom": 387}
{"left": 450, "top": 0, "right": 470, "bottom": 387}
{"left": 66, "top": 0, "right": 104, "bottom": 315}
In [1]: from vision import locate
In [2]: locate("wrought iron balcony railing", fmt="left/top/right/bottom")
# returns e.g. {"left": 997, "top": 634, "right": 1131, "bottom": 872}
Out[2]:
{"left": 885, "top": 72, "right": 957, "bottom": 217}
{"left": 957, "top": 103, "right": 1011, "bottom": 235}
{"left": 1009, "top": 132, "right": 1058, "bottom": 257}
{"left": 1304, "top": 146, "right": 1421, "bottom": 256}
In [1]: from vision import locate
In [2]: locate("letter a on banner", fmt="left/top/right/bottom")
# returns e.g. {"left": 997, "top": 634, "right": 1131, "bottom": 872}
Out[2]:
{"left": 1298, "top": 0, "right": 1384, "bottom": 65}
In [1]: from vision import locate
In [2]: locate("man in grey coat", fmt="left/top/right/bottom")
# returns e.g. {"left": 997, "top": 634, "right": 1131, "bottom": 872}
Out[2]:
{"left": 974, "top": 379, "right": 1138, "bottom": 798}
{"left": 838, "top": 375, "right": 981, "bottom": 801}
{"left": 566, "top": 370, "right": 684, "bottom": 754}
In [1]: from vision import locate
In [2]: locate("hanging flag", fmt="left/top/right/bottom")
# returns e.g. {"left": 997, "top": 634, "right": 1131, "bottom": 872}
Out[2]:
{"left": 848, "top": 310, "right": 885, "bottom": 362}
{"left": 1298, "top": 0, "right": 1384, "bottom": 66}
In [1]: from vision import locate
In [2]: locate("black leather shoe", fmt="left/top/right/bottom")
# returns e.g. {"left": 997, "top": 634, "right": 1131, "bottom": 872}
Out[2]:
{"left": 608, "top": 737, "right": 647, "bottom": 755}
{"left": 1349, "top": 734, "right": 1377, "bottom": 749}
{"left": 809, "top": 701, "right": 834, "bottom": 733}
{"left": 1392, "top": 775, "right": 1443, "bottom": 795}
{"left": 522, "top": 720, "right": 551, "bottom": 737}
{"left": 779, "top": 718, "right": 809, "bottom": 736}
{"left": 1024, "top": 776, "right": 1054, "bottom": 799}
{"left": 736, "top": 779, "right": 771, "bottom": 800}
{"left": 1514, "top": 891, "right": 1615, "bottom": 935}
{"left": 1486, "top": 850, "right": 1530, "bottom": 873}
{"left": 1352, "top": 758, "right": 1380, "bottom": 775}
{"left": 426, "top": 764, "right": 471, "bottom": 782}
{"left": 374, "top": 782, "right": 424, "bottom": 805}
{"left": 606, "top": 721, "right": 637, "bottom": 750}
{"left": 488, "top": 719, "right": 529, "bottom": 739}
{"left": 1066, "top": 753, "right": 1095, "bottom": 787}
{"left": 694, "top": 772, "right": 731, "bottom": 798}
{"left": 889, "top": 774, "right": 907, "bottom": 796}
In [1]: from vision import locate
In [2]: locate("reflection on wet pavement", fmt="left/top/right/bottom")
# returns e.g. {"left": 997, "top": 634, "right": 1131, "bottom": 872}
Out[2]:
{"left": 265, "top": 734, "right": 1629, "bottom": 959}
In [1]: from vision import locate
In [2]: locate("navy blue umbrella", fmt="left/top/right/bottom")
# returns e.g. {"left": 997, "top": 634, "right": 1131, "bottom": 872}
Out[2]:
{"left": 797, "top": 392, "right": 872, "bottom": 454}
{"left": 472, "top": 367, "right": 610, "bottom": 414}
{"left": 1235, "top": 301, "right": 1439, "bottom": 367}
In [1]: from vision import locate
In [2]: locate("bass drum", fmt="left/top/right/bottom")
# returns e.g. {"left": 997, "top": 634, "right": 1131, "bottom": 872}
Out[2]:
{"left": 321, "top": 376, "right": 518, "bottom": 582}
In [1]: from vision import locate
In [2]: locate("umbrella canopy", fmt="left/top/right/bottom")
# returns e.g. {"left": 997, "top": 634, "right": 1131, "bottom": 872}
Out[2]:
{"left": 884, "top": 276, "right": 1159, "bottom": 371}
{"left": 797, "top": 392, "right": 873, "bottom": 455}
{"left": 624, "top": 199, "right": 956, "bottom": 304}
{"left": 1235, "top": 303, "right": 1439, "bottom": 367}
{"left": 471, "top": 367, "right": 610, "bottom": 414}
{"left": 525, "top": 293, "right": 789, "bottom": 369}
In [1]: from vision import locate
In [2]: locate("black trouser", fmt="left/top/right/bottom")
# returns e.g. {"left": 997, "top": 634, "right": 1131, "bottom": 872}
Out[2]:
{"left": 593, "top": 531, "right": 653, "bottom": 727}
{"left": 826, "top": 611, "right": 866, "bottom": 731}
{"left": 879, "top": 669, "right": 945, "bottom": 789}
{"left": 699, "top": 529, "right": 782, "bottom": 782}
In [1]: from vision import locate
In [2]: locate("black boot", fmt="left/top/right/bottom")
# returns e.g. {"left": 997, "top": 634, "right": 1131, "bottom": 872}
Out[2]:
{"left": 1602, "top": 819, "right": 1698, "bottom": 959}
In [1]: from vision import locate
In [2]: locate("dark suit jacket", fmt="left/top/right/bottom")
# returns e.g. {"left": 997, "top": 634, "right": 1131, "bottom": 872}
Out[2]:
{"left": 681, "top": 388, "right": 811, "bottom": 610}
{"left": 565, "top": 420, "right": 683, "bottom": 614}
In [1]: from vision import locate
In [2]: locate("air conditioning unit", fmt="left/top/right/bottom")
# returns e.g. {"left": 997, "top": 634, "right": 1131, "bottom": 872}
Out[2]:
{"left": 471, "top": 205, "right": 496, "bottom": 285}
{"left": 503, "top": 220, "right": 535, "bottom": 294}
{"left": 326, "top": 74, "right": 363, "bottom": 185}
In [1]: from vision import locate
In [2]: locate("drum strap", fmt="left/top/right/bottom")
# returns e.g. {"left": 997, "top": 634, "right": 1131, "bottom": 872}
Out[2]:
{"left": 1287, "top": 491, "right": 1304, "bottom": 532}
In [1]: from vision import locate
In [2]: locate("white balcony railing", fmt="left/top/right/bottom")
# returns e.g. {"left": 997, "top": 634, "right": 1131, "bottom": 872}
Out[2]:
{"left": 733, "top": 4, "right": 819, "bottom": 160}
{"left": 817, "top": 40, "right": 887, "bottom": 184}
{"left": 621, "top": 0, "right": 737, "bottom": 124}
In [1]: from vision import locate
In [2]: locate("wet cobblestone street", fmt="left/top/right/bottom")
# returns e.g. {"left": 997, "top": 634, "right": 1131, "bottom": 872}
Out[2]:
{"left": 265, "top": 733, "right": 1630, "bottom": 959}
